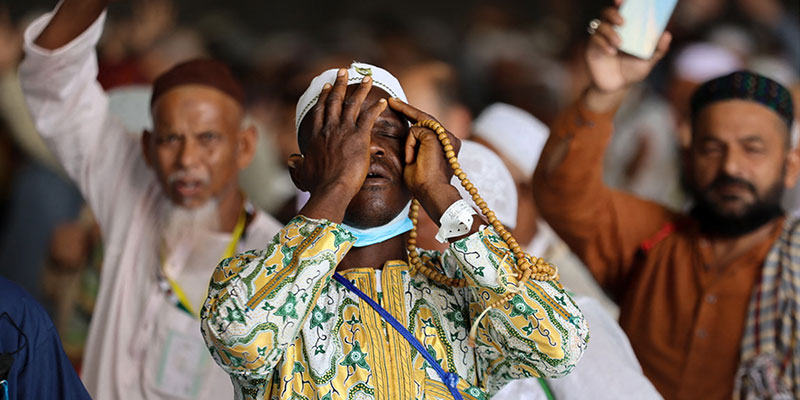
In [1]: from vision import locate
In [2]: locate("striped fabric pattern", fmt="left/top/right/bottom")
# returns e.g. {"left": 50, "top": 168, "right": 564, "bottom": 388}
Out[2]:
{"left": 735, "top": 218, "right": 800, "bottom": 399}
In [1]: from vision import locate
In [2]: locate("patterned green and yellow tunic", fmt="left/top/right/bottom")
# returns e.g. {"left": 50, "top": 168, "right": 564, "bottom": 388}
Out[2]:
{"left": 201, "top": 216, "right": 588, "bottom": 400}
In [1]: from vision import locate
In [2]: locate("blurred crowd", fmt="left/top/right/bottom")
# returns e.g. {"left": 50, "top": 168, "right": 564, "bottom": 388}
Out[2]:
{"left": 0, "top": 0, "right": 798, "bottom": 397}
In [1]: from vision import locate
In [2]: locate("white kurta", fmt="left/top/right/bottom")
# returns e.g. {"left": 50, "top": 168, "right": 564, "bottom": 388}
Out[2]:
{"left": 20, "top": 9, "right": 283, "bottom": 400}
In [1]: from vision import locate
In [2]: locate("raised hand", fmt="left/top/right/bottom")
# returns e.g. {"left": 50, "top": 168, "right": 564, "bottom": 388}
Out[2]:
{"left": 584, "top": 0, "right": 671, "bottom": 111}
{"left": 388, "top": 98, "right": 462, "bottom": 222}
{"left": 291, "top": 69, "right": 387, "bottom": 223}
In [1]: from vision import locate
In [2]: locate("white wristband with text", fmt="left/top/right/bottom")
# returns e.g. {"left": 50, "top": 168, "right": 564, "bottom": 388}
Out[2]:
{"left": 435, "top": 199, "right": 477, "bottom": 243}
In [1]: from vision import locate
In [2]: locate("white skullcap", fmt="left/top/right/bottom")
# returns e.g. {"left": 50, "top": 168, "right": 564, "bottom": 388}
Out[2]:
{"left": 295, "top": 62, "right": 408, "bottom": 134}
{"left": 674, "top": 42, "right": 742, "bottom": 83}
{"left": 472, "top": 103, "right": 549, "bottom": 179}
{"left": 452, "top": 140, "right": 518, "bottom": 229}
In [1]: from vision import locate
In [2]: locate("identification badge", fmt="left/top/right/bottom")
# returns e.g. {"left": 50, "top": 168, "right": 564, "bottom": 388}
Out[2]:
{"left": 154, "top": 329, "right": 212, "bottom": 398}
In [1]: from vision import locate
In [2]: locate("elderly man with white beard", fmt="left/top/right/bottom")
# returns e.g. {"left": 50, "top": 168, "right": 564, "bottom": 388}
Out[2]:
{"left": 18, "top": 0, "right": 282, "bottom": 398}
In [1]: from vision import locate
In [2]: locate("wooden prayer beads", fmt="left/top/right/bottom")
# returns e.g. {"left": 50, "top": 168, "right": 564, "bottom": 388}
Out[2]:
{"left": 406, "top": 119, "right": 559, "bottom": 298}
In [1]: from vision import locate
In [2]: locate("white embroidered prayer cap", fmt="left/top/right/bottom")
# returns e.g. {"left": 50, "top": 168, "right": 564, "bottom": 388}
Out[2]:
{"left": 472, "top": 103, "right": 549, "bottom": 179}
{"left": 295, "top": 62, "right": 408, "bottom": 135}
{"left": 452, "top": 140, "right": 518, "bottom": 229}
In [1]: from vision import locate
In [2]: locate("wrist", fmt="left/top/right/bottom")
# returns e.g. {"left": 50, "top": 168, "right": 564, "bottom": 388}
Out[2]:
{"left": 584, "top": 85, "right": 628, "bottom": 114}
{"left": 300, "top": 183, "right": 354, "bottom": 223}
{"left": 415, "top": 183, "right": 461, "bottom": 223}
{"left": 435, "top": 199, "right": 478, "bottom": 243}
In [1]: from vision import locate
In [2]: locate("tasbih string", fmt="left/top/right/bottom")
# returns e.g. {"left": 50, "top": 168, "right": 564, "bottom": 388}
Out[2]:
{"left": 406, "top": 119, "right": 559, "bottom": 345}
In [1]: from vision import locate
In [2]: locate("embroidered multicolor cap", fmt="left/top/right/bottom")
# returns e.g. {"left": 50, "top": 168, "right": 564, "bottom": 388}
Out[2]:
{"left": 150, "top": 58, "right": 246, "bottom": 108}
{"left": 294, "top": 62, "right": 408, "bottom": 135}
{"left": 690, "top": 70, "right": 794, "bottom": 129}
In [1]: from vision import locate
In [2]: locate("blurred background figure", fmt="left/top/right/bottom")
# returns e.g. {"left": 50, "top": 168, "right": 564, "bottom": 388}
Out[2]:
{"left": 399, "top": 60, "right": 472, "bottom": 140}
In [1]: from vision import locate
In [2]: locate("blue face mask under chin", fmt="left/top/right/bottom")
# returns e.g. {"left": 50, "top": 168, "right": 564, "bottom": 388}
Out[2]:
{"left": 341, "top": 201, "right": 413, "bottom": 247}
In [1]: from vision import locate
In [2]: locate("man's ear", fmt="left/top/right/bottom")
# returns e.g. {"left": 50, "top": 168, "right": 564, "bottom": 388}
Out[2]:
{"left": 141, "top": 130, "right": 154, "bottom": 168}
{"left": 236, "top": 125, "right": 258, "bottom": 170}
{"left": 287, "top": 153, "right": 306, "bottom": 192}
{"left": 784, "top": 146, "right": 800, "bottom": 189}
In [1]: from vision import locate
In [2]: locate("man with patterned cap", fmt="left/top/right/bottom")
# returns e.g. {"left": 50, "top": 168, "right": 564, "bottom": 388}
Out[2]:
{"left": 200, "top": 61, "right": 588, "bottom": 399}
{"left": 535, "top": 4, "right": 799, "bottom": 399}
{"left": 18, "top": 0, "right": 282, "bottom": 398}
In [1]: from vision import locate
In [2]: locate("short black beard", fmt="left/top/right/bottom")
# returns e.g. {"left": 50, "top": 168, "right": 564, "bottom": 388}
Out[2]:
{"left": 689, "top": 174, "right": 785, "bottom": 238}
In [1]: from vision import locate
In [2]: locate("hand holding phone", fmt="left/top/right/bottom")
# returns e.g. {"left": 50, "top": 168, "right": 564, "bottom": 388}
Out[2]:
{"left": 614, "top": 0, "right": 678, "bottom": 59}
{"left": 583, "top": 1, "right": 672, "bottom": 112}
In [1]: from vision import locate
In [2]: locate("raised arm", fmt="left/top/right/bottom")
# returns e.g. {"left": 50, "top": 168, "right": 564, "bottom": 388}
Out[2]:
{"left": 19, "top": 0, "right": 140, "bottom": 228}
{"left": 33, "top": 0, "right": 107, "bottom": 50}
{"left": 533, "top": 3, "right": 676, "bottom": 295}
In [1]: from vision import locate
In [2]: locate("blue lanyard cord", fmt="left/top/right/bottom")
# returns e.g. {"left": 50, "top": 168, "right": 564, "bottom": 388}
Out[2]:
{"left": 332, "top": 273, "right": 463, "bottom": 400}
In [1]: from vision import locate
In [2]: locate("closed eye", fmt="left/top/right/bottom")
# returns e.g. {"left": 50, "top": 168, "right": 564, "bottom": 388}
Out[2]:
{"left": 377, "top": 130, "right": 403, "bottom": 140}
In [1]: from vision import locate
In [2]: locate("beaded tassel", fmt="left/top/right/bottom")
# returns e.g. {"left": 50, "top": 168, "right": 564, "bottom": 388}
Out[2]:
{"left": 406, "top": 119, "right": 560, "bottom": 345}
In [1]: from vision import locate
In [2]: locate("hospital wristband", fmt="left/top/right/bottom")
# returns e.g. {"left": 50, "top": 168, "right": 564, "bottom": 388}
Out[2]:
{"left": 435, "top": 199, "right": 477, "bottom": 243}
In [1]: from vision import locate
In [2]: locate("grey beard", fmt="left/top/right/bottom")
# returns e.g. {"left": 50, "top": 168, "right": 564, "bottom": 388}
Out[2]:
{"left": 158, "top": 198, "right": 221, "bottom": 251}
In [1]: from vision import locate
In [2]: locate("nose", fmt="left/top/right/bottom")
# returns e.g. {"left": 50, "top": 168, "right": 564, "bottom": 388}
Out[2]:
{"left": 722, "top": 147, "right": 744, "bottom": 178}
{"left": 369, "top": 137, "right": 386, "bottom": 159}
{"left": 178, "top": 137, "right": 200, "bottom": 168}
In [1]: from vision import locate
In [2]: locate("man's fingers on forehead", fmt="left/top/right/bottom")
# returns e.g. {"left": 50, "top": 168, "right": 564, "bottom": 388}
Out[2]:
{"left": 312, "top": 84, "right": 333, "bottom": 128}
{"left": 389, "top": 98, "right": 433, "bottom": 122}
{"left": 318, "top": 83, "right": 332, "bottom": 101}
{"left": 343, "top": 76, "right": 373, "bottom": 122}
{"left": 357, "top": 98, "right": 388, "bottom": 128}
{"left": 325, "top": 78, "right": 348, "bottom": 124}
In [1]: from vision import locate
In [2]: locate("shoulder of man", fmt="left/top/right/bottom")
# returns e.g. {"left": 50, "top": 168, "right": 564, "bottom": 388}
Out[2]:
{"left": 245, "top": 209, "right": 287, "bottom": 244}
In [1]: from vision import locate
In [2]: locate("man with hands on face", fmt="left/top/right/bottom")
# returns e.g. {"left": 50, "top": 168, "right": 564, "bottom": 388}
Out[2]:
{"left": 200, "top": 62, "right": 588, "bottom": 400}
{"left": 535, "top": 1, "right": 799, "bottom": 399}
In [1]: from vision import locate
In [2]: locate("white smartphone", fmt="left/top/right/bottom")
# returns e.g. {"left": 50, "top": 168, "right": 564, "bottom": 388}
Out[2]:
{"left": 614, "top": 0, "right": 678, "bottom": 59}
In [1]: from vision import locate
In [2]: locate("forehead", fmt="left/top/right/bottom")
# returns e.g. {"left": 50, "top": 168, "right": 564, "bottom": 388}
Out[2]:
{"left": 694, "top": 99, "right": 787, "bottom": 142}
{"left": 151, "top": 85, "right": 241, "bottom": 129}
